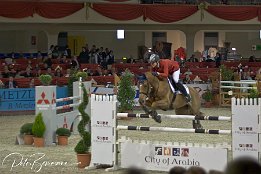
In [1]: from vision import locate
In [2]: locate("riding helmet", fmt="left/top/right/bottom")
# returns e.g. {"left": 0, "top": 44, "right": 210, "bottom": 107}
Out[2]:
{"left": 149, "top": 54, "right": 160, "bottom": 63}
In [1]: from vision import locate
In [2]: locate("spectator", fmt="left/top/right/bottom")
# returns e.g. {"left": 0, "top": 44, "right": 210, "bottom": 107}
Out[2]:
{"left": 64, "top": 68, "right": 71, "bottom": 77}
{"left": 0, "top": 79, "right": 5, "bottom": 88}
{"left": 186, "top": 166, "right": 206, "bottom": 174}
{"left": 2, "top": 65, "right": 10, "bottom": 78}
{"left": 54, "top": 66, "right": 63, "bottom": 77}
{"left": 21, "top": 67, "right": 33, "bottom": 77}
{"left": 215, "top": 52, "right": 222, "bottom": 68}
{"left": 29, "top": 79, "right": 35, "bottom": 88}
{"left": 249, "top": 55, "right": 255, "bottom": 62}
{"left": 70, "top": 56, "right": 79, "bottom": 70}
{"left": 124, "top": 167, "right": 147, "bottom": 174}
{"left": 52, "top": 45, "right": 59, "bottom": 59}
{"left": 79, "top": 47, "right": 89, "bottom": 64}
{"left": 5, "top": 76, "right": 18, "bottom": 89}
{"left": 64, "top": 45, "right": 71, "bottom": 58}
{"left": 46, "top": 68, "right": 54, "bottom": 77}
{"left": 225, "top": 157, "right": 261, "bottom": 174}
{"left": 169, "top": 166, "right": 186, "bottom": 174}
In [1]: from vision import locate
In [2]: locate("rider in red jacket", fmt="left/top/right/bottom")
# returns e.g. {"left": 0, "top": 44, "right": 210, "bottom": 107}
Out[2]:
{"left": 149, "top": 54, "right": 191, "bottom": 103}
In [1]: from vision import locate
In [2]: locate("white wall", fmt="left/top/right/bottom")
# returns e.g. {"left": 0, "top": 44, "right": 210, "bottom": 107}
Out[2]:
{"left": 68, "top": 31, "right": 145, "bottom": 59}
{"left": 225, "top": 31, "right": 261, "bottom": 58}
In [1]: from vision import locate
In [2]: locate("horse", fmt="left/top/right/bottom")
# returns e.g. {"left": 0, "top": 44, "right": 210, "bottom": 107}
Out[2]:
{"left": 138, "top": 72, "right": 204, "bottom": 129}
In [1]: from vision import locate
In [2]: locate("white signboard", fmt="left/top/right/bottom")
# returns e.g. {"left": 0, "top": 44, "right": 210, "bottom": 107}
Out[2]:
{"left": 121, "top": 141, "right": 227, "bottom": 172}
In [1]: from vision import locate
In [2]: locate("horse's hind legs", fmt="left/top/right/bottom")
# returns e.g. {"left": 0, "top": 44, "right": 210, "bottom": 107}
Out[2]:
{"left": 192, "top": 120, "right": 203, "bottom": 129}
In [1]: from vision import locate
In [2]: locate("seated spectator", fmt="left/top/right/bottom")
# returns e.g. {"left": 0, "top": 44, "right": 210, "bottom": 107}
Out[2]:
{"left": 225, "top": 157, "right": 261, "bottom": 174}
{"left": 249, "top": 55, "right": 256, "bottom": 62}
{"left": 34, "top": 63, "right": 41, "bottom": 71}
{"left": 1, "top": 65, "right": 10, "bottom": 78}
{"left": 60, "top": 55, "right": 68, "bottom": 64}
{"left": 169, "top": 166, "right": 186, "bottom": 174}
{"left": 46, "top": 68, "right": 54, "bottom": 77}
{"left": 9, "top": 67, "right": 17, "bottom": 78}
{"left": 70, "top": 56, "right": 79, "bottom": 70}
{"left": 43, "top": 56, "right": 52, "bottom": 68}
{"left": 187, "top": 54, "right": 199, "bottom": 62}
{"left": 206, "top": 55, "right": 214, "bottom": 62}
{"left": 21, "top": 67, "right": 33, "bottom": 77}
{"left": 64, "top": 68, "right": 71, "bottom": 77}
{"left": 54, "top": 66, "right": 63, "bottom": 77}
{"left": 29, "top": 79, "right": 35, "bottom": 88}
{"left": 184, "top": 68, "right": 192, "bottom": 76}
{"left": 5, "top": 76, "right": 18, "bottom": 89}
{"left": 93, "top": 66, "right": 103, "bottom": 76}
{"left": 35, "top": 69, "right": 42, "bottom": 77}
{"left": 0, "top": 80, "right": 5, "bottom": 88}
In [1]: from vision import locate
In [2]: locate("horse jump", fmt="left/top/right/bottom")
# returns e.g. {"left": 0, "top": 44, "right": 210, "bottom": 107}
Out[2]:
{"left": 117, "top": 113, "right": 231, "bottom": 121}
{"left": 35, "top": 78, "right": 91, "bottom": 146}
{"left": 89, "top": 94, "right": 260, "bottom": 172}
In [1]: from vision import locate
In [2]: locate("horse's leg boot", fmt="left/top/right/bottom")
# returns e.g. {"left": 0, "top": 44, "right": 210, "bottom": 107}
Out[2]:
{"left": 175, "top": 82, "right": 191, "bottom": 103}
{"left": 149, "top": 110, "right": 162, "bottom": 123}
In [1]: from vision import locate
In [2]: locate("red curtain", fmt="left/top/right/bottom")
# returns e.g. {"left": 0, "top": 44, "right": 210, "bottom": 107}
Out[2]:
{"left": 104, "top": 0, "right": 131, "bottom": 2}
{"left": 207, "top": 6, "right": 260, "bottom": 21}
{"left": 92, "top": 4, "right": 144, "bottom": 20}
{"left": 92, "top": 4, "right": 198, "bottom": 22}
{"left": 0, "top": 1, "right": 84, "bottom": 19}
{"left": 145, "top": 5, "right": 198, "bottom": 23}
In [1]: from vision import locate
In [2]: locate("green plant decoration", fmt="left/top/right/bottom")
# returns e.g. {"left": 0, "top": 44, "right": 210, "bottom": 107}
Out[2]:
{"left": 68, "top": 69, "right": 79, "bottom": 97}
{"left": 32, "top": 112, "right": 46, "bottom": 138}
{"left": 74, "top": 82, "right": 91, "bottom": 154}
{"left": 220, "top": 64, "right": 234, "bottom": 81}
{"left": 20, "top": 123, "right": 33, "bottom": 135}
{"left": 249, "top": 88, "right": 259, "bottom": 98}
{"left": 56, "top": 128, "right": 71, "bottom": 137}
{"left": 202, "top": 89, "right": 213, "bottom": 102}
{"left": 67, "top": 71, "right": 88, "bottom": 97}
{"left": 76, "top": 72, "right": 88, "bottom": 80}
{"left": 39, "top": 74, "right": 52, "bottom": 86}
{"left": 117, "top": 69, "right": 136, "bottom": 112}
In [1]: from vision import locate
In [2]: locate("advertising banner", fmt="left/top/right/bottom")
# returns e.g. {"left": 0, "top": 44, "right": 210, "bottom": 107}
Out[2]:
{"left": 121, "top": 141, "right": 228, "bottom": 172}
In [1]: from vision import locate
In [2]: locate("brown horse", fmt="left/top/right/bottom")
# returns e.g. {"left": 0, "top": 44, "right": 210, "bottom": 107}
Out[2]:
{"left": 138, "top": 72, "right": 204, "bottom": 129}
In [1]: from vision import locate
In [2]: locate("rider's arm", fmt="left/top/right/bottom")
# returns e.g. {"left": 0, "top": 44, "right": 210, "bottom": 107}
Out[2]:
{"left": 158, "top": 61, "right": 169, "bottom": 78}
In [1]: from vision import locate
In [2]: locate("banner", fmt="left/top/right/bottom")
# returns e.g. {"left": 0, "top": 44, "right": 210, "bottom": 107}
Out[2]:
{"left": 121, "top": 141, "right": 227, "bottom": 172}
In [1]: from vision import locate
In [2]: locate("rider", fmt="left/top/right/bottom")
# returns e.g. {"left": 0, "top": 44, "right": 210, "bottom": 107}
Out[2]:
{"left": 149, "top": 54, "right": 191, "bottom": 103}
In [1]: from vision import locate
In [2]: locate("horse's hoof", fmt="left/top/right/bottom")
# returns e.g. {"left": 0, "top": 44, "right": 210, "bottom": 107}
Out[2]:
{"left": 153, "top": 115, "right": 162, "bottom": 123}
{"left": 193, "top": 123, "right": 203, "bottom": 129}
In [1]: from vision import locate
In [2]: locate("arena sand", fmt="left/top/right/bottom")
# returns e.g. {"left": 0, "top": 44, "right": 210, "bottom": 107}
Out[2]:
{"left": 0, "top": 107, "right": 231, "bottom": 174}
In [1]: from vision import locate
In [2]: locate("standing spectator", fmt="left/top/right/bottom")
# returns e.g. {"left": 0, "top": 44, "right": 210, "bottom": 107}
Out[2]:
{"left": 52, "top": 45, "right": 59, "bottom": 59}
{"left": 215, "top": 52, "right": 222, "bottom": 68}
{"left": 64, "top": 45, "right": 71, "bottom": 58}
{"left": 78, "top": 47, "right": 89, "bottom": 64}
{"left": 48, "top": 45, "right": 54, "bottom": 57}
{"left": 5, "top": 76, "right": 18, "bottom": 88}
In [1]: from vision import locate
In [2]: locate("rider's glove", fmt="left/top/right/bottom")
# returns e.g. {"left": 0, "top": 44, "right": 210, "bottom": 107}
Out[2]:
{"left": 152, "top": 72, "right": 159, "bottom": 76}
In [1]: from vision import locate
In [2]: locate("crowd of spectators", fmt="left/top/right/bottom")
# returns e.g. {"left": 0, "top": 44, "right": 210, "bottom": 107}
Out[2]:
{"left": 140, "top": 0, "right": 259, "bottom": 5}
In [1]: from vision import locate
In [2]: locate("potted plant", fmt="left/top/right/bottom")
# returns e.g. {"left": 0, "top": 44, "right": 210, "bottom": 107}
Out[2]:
{"left": 20, "top": 123, "right": 34, "bottom": 145}
{"left": 202, "top": 88, "right": 213, "bottom": 108}
{"left": 39, "top": 74, "right": 52, "bottom": 86}
{"left": 117, "top": 69, "right": 136, "bottom": 113}
{"left": 56, "top": 127, "right": 71, "bottom": 145}
{"left": 32, "top": 112, "right": 46, "bottom": 147}
{"left": 74, "top": 75, "right": 91, "bottom": 168}
{"left": 249, "top": 88, "right": 260, "bottom": 98}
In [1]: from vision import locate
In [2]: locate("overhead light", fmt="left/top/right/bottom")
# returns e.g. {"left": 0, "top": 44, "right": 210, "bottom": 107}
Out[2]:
{"left": 117, "top": 29, "right": 124, "bottom": 39}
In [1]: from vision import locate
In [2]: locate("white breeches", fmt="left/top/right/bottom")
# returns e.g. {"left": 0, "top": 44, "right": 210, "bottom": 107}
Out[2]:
{"left": 172, "top": 68, "right": 180, "bottom": 83}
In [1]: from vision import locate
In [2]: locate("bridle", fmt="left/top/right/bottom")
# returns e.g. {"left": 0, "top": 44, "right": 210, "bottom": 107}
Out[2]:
{"left": 138, "top": 75, "right": 160, "bottom": 100}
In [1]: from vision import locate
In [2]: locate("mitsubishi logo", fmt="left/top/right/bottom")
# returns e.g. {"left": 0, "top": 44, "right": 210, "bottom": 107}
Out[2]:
{"left": 37, "top": 92, "right": 50, "bottom": 104}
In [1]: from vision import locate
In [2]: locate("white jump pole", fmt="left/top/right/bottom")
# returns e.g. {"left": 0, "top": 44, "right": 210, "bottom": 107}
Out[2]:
{"left": 117, "top": 113, "right": 231, "bottom": 121}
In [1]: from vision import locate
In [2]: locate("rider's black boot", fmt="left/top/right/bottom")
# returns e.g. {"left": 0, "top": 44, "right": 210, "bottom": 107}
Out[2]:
{"left": 175, "top": 82, "right": 191, "bottom": 103}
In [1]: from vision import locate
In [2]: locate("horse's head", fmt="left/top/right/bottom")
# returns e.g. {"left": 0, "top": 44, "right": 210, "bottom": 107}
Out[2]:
{"left": 137, "top": 73, "right": 153, "bottom": 105}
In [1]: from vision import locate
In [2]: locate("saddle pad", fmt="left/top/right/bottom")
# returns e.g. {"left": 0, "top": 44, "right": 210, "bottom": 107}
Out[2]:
{"left": 167, "top": 78, "right": 190, "bottom": 95}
